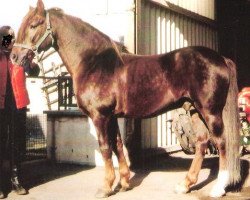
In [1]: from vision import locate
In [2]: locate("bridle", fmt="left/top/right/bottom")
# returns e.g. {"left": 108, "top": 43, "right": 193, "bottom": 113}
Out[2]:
{"left": 13, "top": 11, "right": 54, "bottom": 59}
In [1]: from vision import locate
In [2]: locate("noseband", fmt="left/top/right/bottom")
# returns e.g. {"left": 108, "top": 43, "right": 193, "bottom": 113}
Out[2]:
{"left": 14, "top": 11, "right": 54, "bottom": 58}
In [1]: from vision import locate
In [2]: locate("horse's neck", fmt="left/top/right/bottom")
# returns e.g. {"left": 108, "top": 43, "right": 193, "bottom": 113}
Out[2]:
{"left": 51, "top": 13, "right": 119, "bottom": 76}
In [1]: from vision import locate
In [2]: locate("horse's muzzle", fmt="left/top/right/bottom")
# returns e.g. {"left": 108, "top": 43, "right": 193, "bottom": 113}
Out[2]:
{"left": 10, "top": 48, "right": 34, "bottom": 66}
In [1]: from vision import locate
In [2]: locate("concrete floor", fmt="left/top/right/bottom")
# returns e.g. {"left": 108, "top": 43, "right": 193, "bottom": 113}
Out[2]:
{"left": 3, "top": 152, "right": 250, "bottom": 200}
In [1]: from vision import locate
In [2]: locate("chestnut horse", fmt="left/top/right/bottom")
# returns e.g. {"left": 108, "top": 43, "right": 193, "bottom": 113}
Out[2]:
{"left": 11, "top": 0, "right": 241, "bottom": 198}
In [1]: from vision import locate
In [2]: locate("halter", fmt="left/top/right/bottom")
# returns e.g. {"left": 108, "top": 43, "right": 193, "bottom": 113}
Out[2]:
{"left": 13, "top": 11, "right": 54, "bottom": 59}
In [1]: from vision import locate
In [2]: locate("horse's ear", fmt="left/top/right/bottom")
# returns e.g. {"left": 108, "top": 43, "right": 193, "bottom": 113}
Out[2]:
{"left": 36, "top": 0, "right": 45, "bottom": 15}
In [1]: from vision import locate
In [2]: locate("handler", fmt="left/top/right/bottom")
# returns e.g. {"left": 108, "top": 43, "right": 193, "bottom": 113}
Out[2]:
{"left": 0, "top": 25, "right": 40, "bottom": 198}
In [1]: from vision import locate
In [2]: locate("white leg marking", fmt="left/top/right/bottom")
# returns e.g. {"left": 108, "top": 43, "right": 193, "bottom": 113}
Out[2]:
{"left": 174, "top": 181, "right": 189, "bottom": 194}
{"left": 209, "top": 170, "right": 229, "bottom": 197}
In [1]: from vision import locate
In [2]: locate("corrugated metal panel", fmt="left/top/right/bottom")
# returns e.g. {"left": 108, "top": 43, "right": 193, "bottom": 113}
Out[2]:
{"left": 167, "top": 0, "right": 215, "bottom": 20}
{"left": 138, "top": 0, "right": 218, "bottom": 150}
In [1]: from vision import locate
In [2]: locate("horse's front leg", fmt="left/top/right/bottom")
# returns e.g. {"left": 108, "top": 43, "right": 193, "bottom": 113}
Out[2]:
{"left": 109, "top": 117, "right": 130, "bottom": 192}
{"left": 175, "top": 111, "right": 208, "bottom": 193}
{"left": 92, "top": 115, "right": 116, "bottom": 198}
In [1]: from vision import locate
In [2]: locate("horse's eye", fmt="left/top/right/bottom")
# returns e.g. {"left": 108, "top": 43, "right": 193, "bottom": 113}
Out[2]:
{"left": 30, "top": 25, "right": 36, "bottom": 29}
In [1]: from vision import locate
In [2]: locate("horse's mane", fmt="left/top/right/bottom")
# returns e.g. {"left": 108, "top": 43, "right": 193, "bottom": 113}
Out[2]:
{"left": 48, "top": 7, "right": 64, "bottom": 16}
{"left": 114, "top": 41, "right": 130, "bottom": 53}
{"left": 49, "top": 7, "right": 64, "bottom": 12}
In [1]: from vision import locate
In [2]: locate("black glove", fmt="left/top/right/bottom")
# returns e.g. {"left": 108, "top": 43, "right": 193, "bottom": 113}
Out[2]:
{"left": 23, "top": 61, "right": 40, "bottom": 76}
{"left": 29, "top": 63, "right": 40, "bottom": 76}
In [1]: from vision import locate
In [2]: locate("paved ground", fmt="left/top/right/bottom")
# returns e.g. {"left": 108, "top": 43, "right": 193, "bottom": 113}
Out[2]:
{"left": 3, "top": 151, "right": 250, "bottom": 200}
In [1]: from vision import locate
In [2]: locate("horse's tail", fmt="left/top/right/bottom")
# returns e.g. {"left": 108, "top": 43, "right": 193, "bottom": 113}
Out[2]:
{"left": 223, "top": 57, "right": 241, "bottom": 185}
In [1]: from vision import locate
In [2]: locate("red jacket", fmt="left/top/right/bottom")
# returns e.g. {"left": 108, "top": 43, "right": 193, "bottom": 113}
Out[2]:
{"left": 0, "top": 54, "right": 30, "bottom": 109}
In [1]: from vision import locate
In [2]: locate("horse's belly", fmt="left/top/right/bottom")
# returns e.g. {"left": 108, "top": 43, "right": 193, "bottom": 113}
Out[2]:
{"left": 118, "top": 89, "right": 175, "bottom": 118}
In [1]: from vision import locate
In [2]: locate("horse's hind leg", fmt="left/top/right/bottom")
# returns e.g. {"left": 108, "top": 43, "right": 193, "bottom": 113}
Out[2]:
{"left": 204, "top": 113, "right": 229, "bottom": 197}
{"left": 175, "top": 107, "right": 209, "bottom": 193}
{"left": 109, "top": 117, "right": 131, "bottom": 192}
{"left": 91, "top": 115, "right": 116, "bottom": 198}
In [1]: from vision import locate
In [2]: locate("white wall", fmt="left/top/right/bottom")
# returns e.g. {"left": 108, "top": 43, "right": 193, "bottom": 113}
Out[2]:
{"left": 26, "top": 78, "right": 47, "bottom": 113}
{"left": 46, "top": 114, "right": 128, "bottom": 167}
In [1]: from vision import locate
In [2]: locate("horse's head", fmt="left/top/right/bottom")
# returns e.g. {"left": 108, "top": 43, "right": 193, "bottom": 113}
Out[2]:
{"left": 11, "top": 0, "right": 54, "bottom": 66}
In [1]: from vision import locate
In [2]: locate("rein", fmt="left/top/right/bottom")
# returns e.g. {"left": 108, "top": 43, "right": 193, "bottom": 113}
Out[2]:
{"left": 14, "top": 11, "right": 54, "bottom": 59}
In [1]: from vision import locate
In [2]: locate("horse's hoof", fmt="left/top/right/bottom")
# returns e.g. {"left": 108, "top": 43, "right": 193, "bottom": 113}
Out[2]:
{"left": 209, "top": 186, "right": 226, "bottom": 198}
{"left": 174, "top": 182, "right": 189, "bottom": 194}
{"left": 120, "top": 185, "right": 132, "bottom": 192}
{"left": 95, "top": 188, "right": 114, "bottom": 198}
{"left": 114, "top": 183, "right": 132, "bottom": 192}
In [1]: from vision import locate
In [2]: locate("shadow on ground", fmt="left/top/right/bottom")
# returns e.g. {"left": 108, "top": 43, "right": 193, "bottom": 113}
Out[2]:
{"left": 129, "top": 151, "right": 250, "bottom": 197}
{"left": 22, "top": 161, "right": 94, "bottom": 190}
{"left": 125, "top": 152, "right": 220, "bottom": 192}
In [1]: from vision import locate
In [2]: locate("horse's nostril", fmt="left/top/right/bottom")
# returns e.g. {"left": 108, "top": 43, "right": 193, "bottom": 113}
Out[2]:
{"left": 11, "top": 53, "right": 17, "bottom": 62}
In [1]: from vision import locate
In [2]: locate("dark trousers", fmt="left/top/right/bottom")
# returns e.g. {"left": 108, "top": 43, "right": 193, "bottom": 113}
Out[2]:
{"left": 0, "top": 107, "right": 26, "bottom": 168}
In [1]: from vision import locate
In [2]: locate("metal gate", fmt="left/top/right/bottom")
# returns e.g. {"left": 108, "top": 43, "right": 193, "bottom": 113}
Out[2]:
{"left": 26, "top": 114, "right": 47, "bottom": 160}
{"left": 136, "top": 0, "right": 218, "bottom": 150}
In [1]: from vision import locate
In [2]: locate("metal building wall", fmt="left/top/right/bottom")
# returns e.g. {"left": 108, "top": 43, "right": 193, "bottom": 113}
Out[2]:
{"left": 136, "top": 0, "right": 218, "bottom": 150}
{"left": 167, "top": 0, "right": 215, "bottom": 20}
